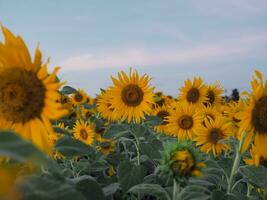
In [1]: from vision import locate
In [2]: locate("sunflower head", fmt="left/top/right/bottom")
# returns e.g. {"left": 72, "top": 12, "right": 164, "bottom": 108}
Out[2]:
{"left": 73, "top": 120, "right": 95, "bottom": 145}
{"left": 109, "top": 69, "right": 154, "bottom": 123}
{"left": 179, "top": 77, "right": 208, "bottom": 106}
{"left": 166, "top": 102, "right": 204, "bottom": 140}
{"left": 96, "top": 138, "right": 116, "bottom": 155}
{"left": 71, "top": 89, "right": 88, "bottom": 106}
{"left": 157, "top": 141, "right": 205, "bottom": 182}
{"left": 194, "top": 116, "right": 231, "bottom": 157}
{"left": 204, "top": 82, "right": 223, "bottom": 107}
{"left": 0, "top": 26, "right": 68, "bottom": 153}
{"left": 152, "top": 105, "right": 171, "bottom": 133}
{"left": 245, "top": 145, "right": 267, "bottom": 167}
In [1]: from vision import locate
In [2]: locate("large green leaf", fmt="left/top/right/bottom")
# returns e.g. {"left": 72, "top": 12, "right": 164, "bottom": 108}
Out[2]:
{"left": 0, "top": 131, "right": 50, "bottom": 164}
{"left": 104, "top": 124, "right": 130, "bottom": 139}
{"left": 19, "top": 175, "right": 86, "bottom": 200}
{"left": 144, "top": 115, "right": 163, "bottom": 126}
{"left": 239, "top": 165, "right": 267, "bottom": 189}
{"left": 103, "top": 183, "right": 120, "bottom": 197}
{"left": 128, "top": 184, "right": 171, "bottom": 200}
{"left": 55, "top": 136, "right": 93, "bottom": 157}
{"left": 61, "top": 86, "right": 77, "bottom": 95}
{"left": 117, "top": 161, "right": 146, "bottom": 192}
{"left": 72, "top": 175, "right": 105, "bottom": 200}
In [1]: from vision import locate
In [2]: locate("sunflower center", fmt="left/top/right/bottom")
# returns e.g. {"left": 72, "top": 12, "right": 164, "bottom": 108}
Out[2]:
{"left": 207, "top": 90, "right": 215, "bottom": 105}
{"left": 186, "top": 88, "right": 200, "bottom": 103}
{"left": 85, "top": 111, "right": 93, "bottom": 119}
{"left": 0, "top": 69, "right": 45, "bottom": 123}
{"left": 121, "top": 84, "right": 144, "bottom": 106}
{"left": 157, "top": 111, "right": 170, "bottom": 125}
{"left": 80, "top": 129, "right": 88, "bottom": 140}
{"left": 178, "top": 115, "right": 193, "bottom": 130}
{"left": 74, "top": 93, "right": 83, "bottom": 102}
{"left": 208, "top": 128, "right": 223, "bottom": 144}
{"left": 252, "top": 96, "right": 267, "bottom": 133}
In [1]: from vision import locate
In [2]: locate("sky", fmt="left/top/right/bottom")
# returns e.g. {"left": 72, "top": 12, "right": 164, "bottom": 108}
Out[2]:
{"left": 0, "top": 0, "right": 267, "bottom": 96}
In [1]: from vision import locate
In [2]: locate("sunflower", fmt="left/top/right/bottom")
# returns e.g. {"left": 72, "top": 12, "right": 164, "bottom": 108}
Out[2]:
{"left": 202, "top": 105, "right": 221, "bottom": 127}
{"left": 96, "top": 138, "right": 116, "bottom": 155}
{"left": 81, "top": 107, "right": 96, "bottom": 120}
{"left": 158, "top": 141, "right": 205, "bottom": 181}
{"left": 245, "top": 145, "right": 267, "bottom": 167}
{"left": 194, "top": 117, "right": 231, "bottom": 157}
{"left": 179, "top": 77, "right": 208, "bottom": 106}
{"left": 166, "top": 102, "right": 204, "bottom": 140}
{"left": 109, "top": 69, "right": 154, "bottom": 123}
{"left": 0, "top": 27, "right": 68, "bottom": 153}
{"left": 205, "top": 82, "right": 223, "bottom": 107}
{"left": 152, "top": 105, "right": 171, "bottom": 134}
{"left": 73, "top": 120, "right": 95, "bottom": 145}
{"left": 97, "top": 88, "right": 117, "bottom": 121}
{"left": 237, "top": 71, "right": 267, "bottom": 154}
{"left": 71, "top": 89, "right": 87, "bottom": 106}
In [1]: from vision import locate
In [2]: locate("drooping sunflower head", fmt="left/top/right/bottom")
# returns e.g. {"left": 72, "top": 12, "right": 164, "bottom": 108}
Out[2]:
{"left": 238, "top": 70, "right": 267, "bottom": 154}
{"left": 71, "top": 89, "right": 88, "bottom": 106}
{"left": 73, "top": 120, "right": 95, "bottom": 145}
{"left": 157, "top": 141, "right": 205, "bottom": 181}
{"left": 205, "top": 82, "right": 223, "bottom": 107}
{"left": 166, "top": 102, "right": 204, "bottom": 140}
{"left": 179, "top": 77, "right": 208, "bottom": 106}
{"left": 0, "top": 26, "right": 68, "bottom": 153}
{"left": 152, "top": 105, "right": 171, "bottom": 134}
{"left": 109, "top": 69, "right": 154, "bottom": 123}
{"left": 194, "top": 116, "right": 231, "bottom": 157}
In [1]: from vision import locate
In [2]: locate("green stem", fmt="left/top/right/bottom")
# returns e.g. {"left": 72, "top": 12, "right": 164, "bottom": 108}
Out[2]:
{"left": 133, "top": 140, "right": 140, "bottom": 165}
{"left": 172, "top": 179, "right": 177, "bottom": 200}
{"left": 227, "top": 132, "right": 247, "bottom": 194}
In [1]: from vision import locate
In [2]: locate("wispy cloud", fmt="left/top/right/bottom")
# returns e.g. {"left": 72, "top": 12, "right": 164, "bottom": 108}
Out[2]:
{"left": 59, "top": 32, "right": 267, "bottom": 71}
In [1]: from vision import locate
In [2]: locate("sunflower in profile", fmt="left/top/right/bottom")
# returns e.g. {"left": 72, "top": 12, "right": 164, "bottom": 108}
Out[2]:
{"left": 238, "top": 71, "right": 267, "bottom": 154}
{"left": 158, "top": 141, "right": 205, "bottom": 181}
{"left": 73, "top": 120, "right": 95, "bottom": 145}
{"left": 194, "top": 117, "right": 231, "bottom": 157}
{"left": 244, "top": 145, "right": 267, "bottom": 167}
{"left": 96, "top": 138, "right": 116, "bottom": 155}
{"left": 97, "top": 88, "right": 117, "bottom": 121}
{"left": 109, "top": 69, "right": 154, "bottom": 123}
{"left": 0, "top": 27, "right": 68, "bottom": 153}
{"left": 166, "top": 103, "right": 203, "bottom": 140}
{"left": 204, "top": 82, "right": 223, "bottom": 107}
{"left": 71, "top": 89, "right": 87, "bottom": 106}
{"left": 152, "top": 105, "right": 171, "bottom": 133}
{"left": 179, "top": 77, "right": 208, "bottom": 106}
{"left": 202, "top": 105, "right": 221, "bottom": 127}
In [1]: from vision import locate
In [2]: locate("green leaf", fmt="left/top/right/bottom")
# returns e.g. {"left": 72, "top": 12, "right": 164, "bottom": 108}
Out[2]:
{"left": 19, "top": 175, "right": 86, "bottom": 200}
{"left": 53, "top": 127, "right": 71, "bottom": 136}
{"left": 144, "top": 115, "right": 163, "bottom": 126}
{"left": 104, "top": 124, "right": 130, "bottom": 139}
{"left": 140, "top": 139, "right": 162, "bottom": 159}
{"left": 128, "top": 184, "right": 171, "bottom": 200}
{"left": 72, "top": 175, "right": 105, "bottom": 200}
{"left": 103, "top": 183, "right": 120, "bottom": 197}
{"left": 117, "top": 161, "right": 146, "bottom": 192}
{"left": 55, "top": 136, "right": 92, "bottom": 157}
{"left": 0, "top": 131, "right": 50, "bottom": 164}
{"left": 61, "top": 86, "right": 77, "bottom": 95}
{"left": 211, "top": 190, "right": 245, "bottom": 200}
{"left": 239, "top": 165, "right": 267, "bottom": 189}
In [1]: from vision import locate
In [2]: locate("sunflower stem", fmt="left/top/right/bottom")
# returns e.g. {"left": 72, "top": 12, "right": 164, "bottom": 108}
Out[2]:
{"left": 227, "top": 132, "right": 247, "bottom": 194}
{"left": 132, "top": 134, "right": 141, "bottom": 165}
{"left": 172, "top": 179, "right": 178, "bottom": 200}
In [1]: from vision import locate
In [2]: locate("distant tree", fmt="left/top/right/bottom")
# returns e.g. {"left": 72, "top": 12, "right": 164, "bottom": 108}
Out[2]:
{"left": 231, "top": 88, "right": 239, "bottom": 102}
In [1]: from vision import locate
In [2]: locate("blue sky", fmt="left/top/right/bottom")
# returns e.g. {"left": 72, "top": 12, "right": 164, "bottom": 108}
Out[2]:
{"left": 0, "top": 0, "right": 267, "bottom": 96}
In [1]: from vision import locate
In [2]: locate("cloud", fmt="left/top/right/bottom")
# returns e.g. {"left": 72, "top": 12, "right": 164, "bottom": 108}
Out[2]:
{"left": 58, "top": 32, "right": 267, "bottom": 71}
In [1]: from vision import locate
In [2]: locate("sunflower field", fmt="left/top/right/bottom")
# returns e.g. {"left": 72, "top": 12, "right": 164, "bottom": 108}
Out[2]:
{"left": 1, "top": 27, "right": 267, "bottom": 200}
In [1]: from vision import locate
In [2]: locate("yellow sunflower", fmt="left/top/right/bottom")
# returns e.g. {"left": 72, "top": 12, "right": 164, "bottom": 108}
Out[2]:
{"left": 152, "top": 105, "right": 171, "bottom": 134}
{"left": 202, "top": 105, "right": 222, "bottom": 127}
{"left": 245, "top": 145, "right": 267, "bottom": 167}
{"left": 0, "top": 27, "right": 68, "bottom": 153}
{"left": 97, "top": 88, "right": 117, "bottom": 121}
{"left": 194, "top": 117, "right": 231, "bottom": 157}
{"left": 205, "top": 82, "right": 223, "bottom": 107}
{"left": 109, "top": 69, "right": 154, "bottom": 123}
{"left": 166, "top": 102, "right": 204, "bottom": 140}
{"left": 96, "top": 138, "right": 116, "bottom": 155}
{"left": 73, "top": 120, "right": 95, "bottom": 145}
{"left": 171, "top": 149, "right": 205, "bottom": 177}
{"left": 179, "top": 77, "right": 208, "bottom": 106}
{"left": 238, "top": 70, "right": 267, "bottom": 154}
{"left": 81, "top": 107, "right": 96, "bottom": 120}
{"left": 71, "top": 89, "right": 87, "bottom": 106}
